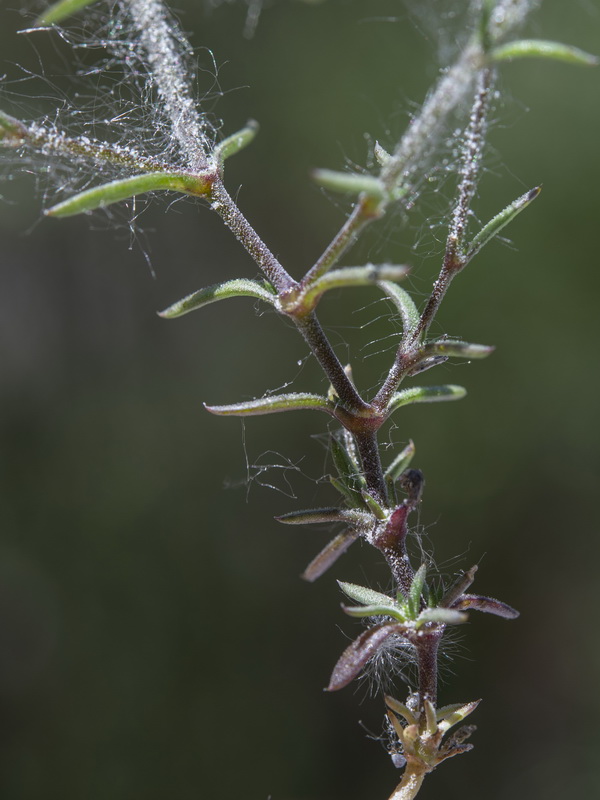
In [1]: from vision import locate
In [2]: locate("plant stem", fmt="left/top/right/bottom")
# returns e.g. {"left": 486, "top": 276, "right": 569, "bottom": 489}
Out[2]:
{"left": 379, "top": 40, "right": 483, "bottom": 194}
{"left": 371, "top": 351, "right": 411, "bottom": 412}
{"left": 124, "top": 0, "right": 212, "bottom": 170}
{"left": 293, "top": 312, "right": 370, "bottom": 414}
{"left": 210, "top": 180, "right": 296, "bottom": 294}
{"left": 416, "top": 630, "right": 442, "bottom": 708}
{"left": 353, "top": 430, "right": 387, "bottom": 504}
{"left": 387, "top": 762, "right": 428, "bottom": 800}
{"left": 372, "top": 68, "right": 494, "bottom": 412}
{"left": 301, "top": 195, "right": 383, "bottom": 287}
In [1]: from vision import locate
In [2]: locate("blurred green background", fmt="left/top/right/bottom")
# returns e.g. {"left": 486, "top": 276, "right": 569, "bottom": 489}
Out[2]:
{"left": 0, "top": 1, "right": 599, "bottom": 798}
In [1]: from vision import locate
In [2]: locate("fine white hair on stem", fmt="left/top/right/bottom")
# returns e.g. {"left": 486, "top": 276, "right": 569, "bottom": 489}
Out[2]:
{"left": 380, "top": 0, "right": 540, "bottom": 199}
{"left": 120, "top": 0, "right": 211, "bottom": 170}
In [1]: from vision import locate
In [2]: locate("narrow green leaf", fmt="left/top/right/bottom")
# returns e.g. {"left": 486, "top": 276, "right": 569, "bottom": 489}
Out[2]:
{"left": 275, "top": 508, "right": 370, "bottom": 526}
{"left": 416, "top": 608, "right": 468, "bottom": 627}
{"left": 378, "top": 281, "right": 420, "bottom": 337}
{"left": 301, "top": 530, "right": 359, "bottom": 582}
{"left": 329, "top": 476, "right": 366, "bottom": 509}
{"left": 46, "top": 172, "right": 211, "bottom": 217}
{"left": 338, "top": 581, "right": 395, "bottom": 608}
{"left": 0, "top": 110, "right": 27, "bottom": 145}
{"left": 437, "top": 700, "right": 481, "bottom": 734}
{"left": 299, "top": 264, "right": 409, "bottom": 311}
{"left": 466, "top": 186, "right": 541, "bottom": 261}
{"left": 330, "top": 435, "right": 367, "bottom": 497}
{"left": 214, "top": 120, "right": 259, "bottom": 163}
{"left": 406, "top": 356, "right": 448, "bottom": 378}
{"left": 388, "top": 385, "right": 467, "bottom": 415}
{"left": 408, "top": 564, "right": 427, "bottom": 618}
{"left": 436, "top": 700, "right": 480, "bottom": 724}
{"left": 158, "top": 279, "right": 276, "bottom": 319}
{"left": 36, "top": 0, "right": 98, "bottom": 25}
{"left": 205, "top": 392, "right": 335, "bottom": 418}
{"left": 312, "top": 168, "right": 385, "bottom": 198}
{"left": 342, "top": 603, "right": 406, "bottom": 622}
{"left": 492, "top": 39, "right": 599, "bottom": 67}
{"left": 422, "top": 340, "right": 495, "bottom": 359}
{"left": 424, "top": 699, "right": 438, "bottom": 736}
{"left": 386, "top": 713, "right": 408, "bottom": 747}
{"left": 384, "top": 440, "right": 416, "bottom": 483}
{"left": 385, "top": 695, "right": 417, "bottom": 727}
{"left": 360, "top": 490, "right": 388, "bottom": 521}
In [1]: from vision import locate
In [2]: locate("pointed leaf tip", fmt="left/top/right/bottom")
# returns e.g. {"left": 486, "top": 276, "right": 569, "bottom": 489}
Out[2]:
{"left": 388, "top": 385, "right": 467, "bottom": 414}
{"left": 493, "top": 40, "right": 599, "bottom": 67}
{"left": 467, "top": 187, "right": 541, "bottom": 260}
{"left": 454, "top": 594, "right": 519, "bottom": 619}
{"left": 312, "top": 169, "right": 386, "bottom": 199}
{"left": 35, "top": 0, "right": 99, "bottom": 26}
{"left": 338, "top": 581, "right": 396, "bottom": 608}
{"left": 204, "top": 392, "right": 335, "bottom": 418}
{"left": 158, "top": 279, "right": 276, "bottom": 319}
{"left": 437, "top": 699, "right": 481, "bottom": 734}
{"left": 385, "top": 696, "right": 417, "bottom": 727}
{"left": 301, "top": 530, "right": 359, "bottom": 582}
{"left": 407, "top": 564, "right": 427, "bottom": 619}
{"left": 423, "top": 340, "right": 495, "bottom": 360}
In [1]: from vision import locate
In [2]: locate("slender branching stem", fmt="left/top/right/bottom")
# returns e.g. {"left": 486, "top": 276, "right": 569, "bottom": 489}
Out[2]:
{"left": 301, "top": 195, "right": 383, "bottom": 287}
{"left": 293, "top": 312, "right": 370, "bottom": 413}
{"left": 1, "top": 2, "right": 560, "bottom": 798}
{"left": 410, "top": 66, "right": 494, "bottom": 344}
{"left": 209, "top": 180, "right": 296, "bottom": 294}
{"left": 448, "top": 68, "right": 494, "bottom": 257}
{"left": 372, "top": 67, "right": 494, "bottom": 413}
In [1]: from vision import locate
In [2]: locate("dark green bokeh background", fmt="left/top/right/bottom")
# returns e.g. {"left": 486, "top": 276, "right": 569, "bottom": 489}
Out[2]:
{"left": 1, "top": 1, "right": 599, "bottom": 798}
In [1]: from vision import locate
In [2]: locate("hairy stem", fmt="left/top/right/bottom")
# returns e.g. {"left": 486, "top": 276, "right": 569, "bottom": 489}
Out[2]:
{"left": 302, "top": 195, "right": 383, "bottom": 286}
{"left": 210, "top": 180, "right": 296, "bottom": 293}
{"left": 353, "top": 430, "right": 387, "bottom": 504}
{"left": 447, "top": 68, "right": 494, "bottom": 256}
{"left": 380, "top": 40, "right": 484, "bottom": 194}
{"left": 416, "top": 630, "right": 442, "bottom": 709}
{"left": 123, "top": 0, "right": 211, "bottom": 170}
{"left": 293, "top": 312, "right": 370, "bottom": 414}
{"left": 372, "top": 67, "right": 494, "bottom": 412}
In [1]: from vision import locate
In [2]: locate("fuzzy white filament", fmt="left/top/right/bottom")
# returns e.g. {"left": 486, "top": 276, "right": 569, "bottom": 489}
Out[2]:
{"left": 122, "top": 0, "right": 211, "bottom": 170}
